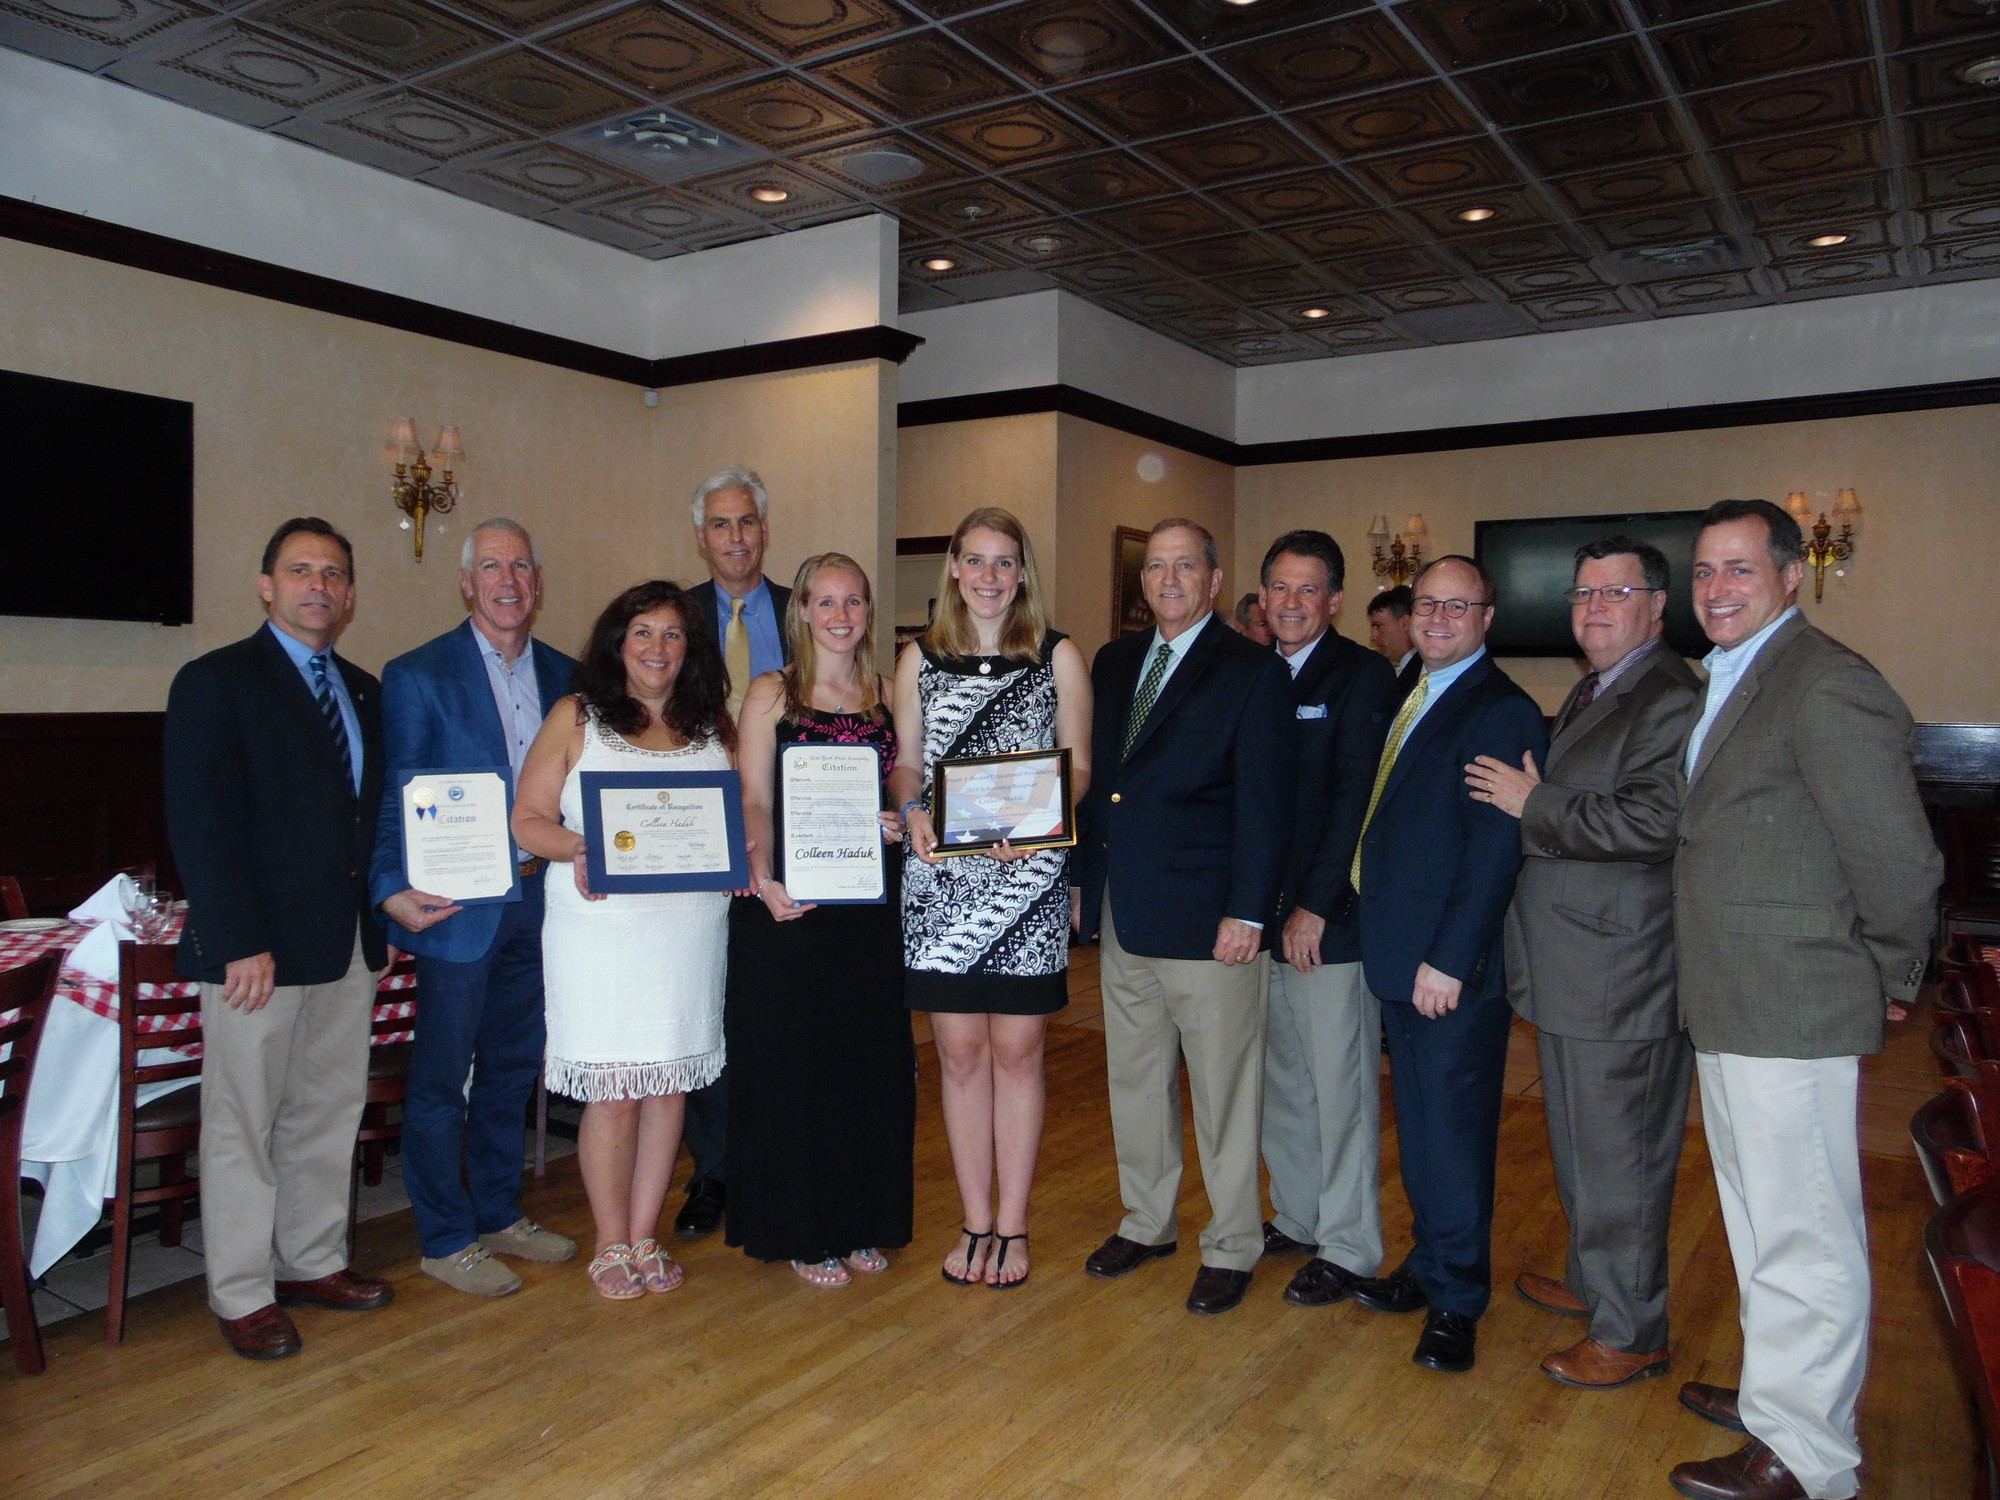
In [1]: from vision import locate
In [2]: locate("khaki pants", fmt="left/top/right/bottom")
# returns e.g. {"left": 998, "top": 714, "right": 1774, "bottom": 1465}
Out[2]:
{"left": 1099, "top": 894, "right": 1268, "bottom": 1272}
{"left": 199, "top": 934, "right": 374, "bottom": 1320}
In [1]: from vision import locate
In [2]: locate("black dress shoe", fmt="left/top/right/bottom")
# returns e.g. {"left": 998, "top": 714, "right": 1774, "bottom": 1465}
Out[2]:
{"left": 1186, "top": 1266, "right": 1253, "bottom": 1315}
{"left": 1413, "top": 1308, "right": 1477, "bottom": 1372}
{"left": 1261, "top": 1222, "right": 1313, "bottom": 1258}
{"left": 674, "top": 1180, "right": 725, "bottom": 1239}
{"left": 1283, "top": 1256, "right": 1359, "bottom": 1307}
{"left": 1084, "top": 1234, "right": 1177, "bottom": 1278}
{"left": 1351, "top": 1263, "right": 1428, "bottom": 1314}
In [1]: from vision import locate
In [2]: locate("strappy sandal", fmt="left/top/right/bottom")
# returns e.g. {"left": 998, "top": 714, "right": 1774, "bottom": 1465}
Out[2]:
{"left": 792, "top": 1256, "right": 852, "bottom": 1288}
{"left": 942, "top": 1227, "right": 994, "bottom": 1286}
{"left": 843, "top": 1248, "right": 888, "bottom": 1275}
{"left": 631, "top": 1237, "right": 685, "bottom": 1294}
{"left": 988, "top": 1233, "right": 1029, "bottom": 1290}
{"left": 587, "top": 1243, "right": 645, "bottom": 1301}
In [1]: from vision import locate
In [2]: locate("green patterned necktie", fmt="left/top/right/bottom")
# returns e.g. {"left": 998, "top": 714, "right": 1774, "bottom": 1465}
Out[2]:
{"left": 1123, "top": 642, "right": 1175, "bottom": 759}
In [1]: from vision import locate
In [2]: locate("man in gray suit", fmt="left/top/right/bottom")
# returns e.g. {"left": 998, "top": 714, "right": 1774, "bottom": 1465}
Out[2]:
{"left": 1465, "top": 536, "right": 1700, "bottom": 1390}
{"left": 1663, "top": 499, "right": 1937, "bottom": 1500}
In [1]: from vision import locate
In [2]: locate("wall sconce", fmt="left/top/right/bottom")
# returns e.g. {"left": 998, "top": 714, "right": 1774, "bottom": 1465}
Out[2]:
{"left": 1368, "top": 513, "right": 1428, "bottom": 586}
{"left": 1783, "top": 488, "right": 1863, "bottom": 603}
{"left": 388, "top": 418, "right": 463, "bottom": 562}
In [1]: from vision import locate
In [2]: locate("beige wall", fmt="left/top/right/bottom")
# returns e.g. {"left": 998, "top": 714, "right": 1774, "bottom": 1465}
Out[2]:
{"left": 896, "top": 412, "right": 1056, "bottom": 631}
{"left": 0, "top": 238, "right": 894, "bottom": 711}
{"left": 1236, "top": 404, "right": 1998, "bottom": 721}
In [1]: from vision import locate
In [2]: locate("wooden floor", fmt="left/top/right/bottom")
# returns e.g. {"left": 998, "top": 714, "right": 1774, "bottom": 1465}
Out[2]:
{"left": 0, "top": 971, "right": 1976, "bottom": 1498}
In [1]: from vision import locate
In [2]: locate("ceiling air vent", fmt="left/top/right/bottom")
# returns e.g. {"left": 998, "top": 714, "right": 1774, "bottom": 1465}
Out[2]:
{"left": 1601, "top": 236, "right": 1755, "bottom": 284}
{"left": 570, "top": 111, "right": 761, "bottom": 184}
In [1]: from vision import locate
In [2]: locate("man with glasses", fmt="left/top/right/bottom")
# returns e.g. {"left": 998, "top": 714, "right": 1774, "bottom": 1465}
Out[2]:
{"left": 1346, "top": 554, "right": 1546, "bottom": 1373}
{"left": 1464, "top": 536, "right": 1701, "bottom": 1391}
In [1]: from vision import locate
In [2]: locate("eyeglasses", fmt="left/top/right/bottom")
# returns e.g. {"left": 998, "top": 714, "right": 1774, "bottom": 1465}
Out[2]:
{"left": 1411, "top": 596, "right": 1489, "bottom": 618}
{"left": 1561, "top": 585, "right": 1663, "bottom": 606}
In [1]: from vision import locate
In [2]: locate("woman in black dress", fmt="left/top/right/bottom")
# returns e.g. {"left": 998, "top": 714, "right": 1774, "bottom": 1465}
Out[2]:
{"left": 725, "top": 553, "right": 913, "bottom": 1287}
{"left": 888, "top": 508, "right": 1092, "bottom": 1289}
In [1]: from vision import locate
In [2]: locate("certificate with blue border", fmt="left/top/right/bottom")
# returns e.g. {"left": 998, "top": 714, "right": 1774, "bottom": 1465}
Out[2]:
{"left": 580, "top": 770, "right": 748, "bottom": 894}
{"left": 398, "top": 766, "right": 521, "bottom": 906}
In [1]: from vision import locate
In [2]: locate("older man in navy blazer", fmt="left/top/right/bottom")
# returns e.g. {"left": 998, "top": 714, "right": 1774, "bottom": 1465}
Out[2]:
{"left": 373, "top": 519, "right": 577, "bottom": 1297}
{"left": 1075, "top": 518, "right": 1295, "bottom": 1316}
{"left": 1349, "top": 554, "right": 1547, "bottom": 1373}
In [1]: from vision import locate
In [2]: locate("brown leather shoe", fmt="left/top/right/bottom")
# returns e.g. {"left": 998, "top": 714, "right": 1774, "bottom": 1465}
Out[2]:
{"left": 1668, "top": 1438, "right": 1805, "bottom": 1499}
{"left": 1679, "top": 1381, "right": 1748, "bottom": 1432}
{"left": 275, "top": 1269, "right": 393, "bottom": 1311}
{"left": 1540, "top": 1336, "right": 1669, "bottom": 1389}
{"left": 1084, "top": 1234, "right": 1177, "bottom": 1279}
{"left": 1515, "top": 1270, "right": 1589, "bottom": 1316}
{"left": 1186, "top": 1265, "right": 1253, "bottom": 1315}
{"left": 218, "top": 1304, "right": 301, "bottom": 1360}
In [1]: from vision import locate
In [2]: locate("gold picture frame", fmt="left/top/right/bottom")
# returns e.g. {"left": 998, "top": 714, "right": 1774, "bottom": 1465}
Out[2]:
{"left": 1112, "top": 525, "right": 1155, "bottom": 639}
{"left": 931, "top": 747, "right": 1077, "bottom": 856}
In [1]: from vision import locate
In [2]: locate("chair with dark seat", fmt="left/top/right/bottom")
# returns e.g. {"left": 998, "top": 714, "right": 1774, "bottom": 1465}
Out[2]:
{"left": 108, "top": 940, "right": 202, "bottom": 1347}
{"left": 1936, "top": 1007, "right": 2000, "bottom": 1079}
{"left": 2, "top": 952, "right": 60, "bottom": 1375}
{"left": 1926, "top": 1176, "right": 2000, "bottom": 1498}
{"left": 350, "top": 957, "right": 416, "bottom": 1235}
{"left": 1916, "top": 1080, "right": 2000, "bottom": 1206}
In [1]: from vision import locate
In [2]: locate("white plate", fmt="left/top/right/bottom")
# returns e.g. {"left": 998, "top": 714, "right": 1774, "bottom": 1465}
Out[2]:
{"left": 0, "top": 918, "right": 66, "bottom": 932}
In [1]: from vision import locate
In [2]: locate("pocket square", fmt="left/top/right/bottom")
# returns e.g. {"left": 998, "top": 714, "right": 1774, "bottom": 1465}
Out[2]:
{"left": 1296, "top": 704, "right": 1327, "bottom": 720}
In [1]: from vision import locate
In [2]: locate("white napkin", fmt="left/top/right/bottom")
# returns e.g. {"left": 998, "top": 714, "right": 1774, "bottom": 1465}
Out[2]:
{"left": 67, "top": 873, "right": 138, "bottom": 982}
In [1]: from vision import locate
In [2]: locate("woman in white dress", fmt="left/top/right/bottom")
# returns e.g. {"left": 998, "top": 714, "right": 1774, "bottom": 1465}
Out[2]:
{"left": 514, "top": 580, "right": 734, "bottom": 1300}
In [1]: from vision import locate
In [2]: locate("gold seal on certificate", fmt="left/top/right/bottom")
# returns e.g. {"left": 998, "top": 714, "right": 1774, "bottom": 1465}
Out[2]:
{"left": 780, "top": 743, "right": 885, "bottom": 905}
{"left": 932, "top": 747, "right": 1076, "bottom": 855}
{"left": 400, "top": 768, "right": 519, "bottom": 904}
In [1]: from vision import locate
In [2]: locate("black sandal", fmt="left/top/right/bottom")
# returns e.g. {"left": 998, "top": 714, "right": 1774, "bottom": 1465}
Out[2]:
{"left": 942, "top": 1227, "right": 994, "bottom": 1286}
{"left": 989, "top": 1233, "right": 1029, "bottom": 1289}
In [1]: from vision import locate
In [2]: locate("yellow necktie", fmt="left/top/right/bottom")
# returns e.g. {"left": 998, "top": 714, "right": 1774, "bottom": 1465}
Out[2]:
{"left": 725, "top": 595, "right": 751, "bottom": 717}
{"left": 1351, "top": 673, "right": 1429, "bottom": 894}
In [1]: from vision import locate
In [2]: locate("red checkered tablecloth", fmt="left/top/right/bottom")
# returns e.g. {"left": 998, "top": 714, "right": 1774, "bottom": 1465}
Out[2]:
{"left": 0, "top": 909, "right": 414, "bottom": 1052}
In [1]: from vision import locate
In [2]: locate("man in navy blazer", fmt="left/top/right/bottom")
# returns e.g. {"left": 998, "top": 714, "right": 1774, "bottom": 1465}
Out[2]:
{"left": 1349, "top": 554, "right": 1547, "bottom": 1374}
{"left": 373, "top": 519, "right": 577, "bottom": 1296}
{"left": 1075, "top": 518, "right": 1296, "bottom": 1316}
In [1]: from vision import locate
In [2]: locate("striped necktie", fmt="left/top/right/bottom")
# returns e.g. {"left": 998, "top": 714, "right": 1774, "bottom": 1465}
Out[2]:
{"left": 308, "top": 653, "right": 355, "bottom": 789}
{"left": 1123, "top": 642, "right": 1174, "bottom": 759}
{"left": 725, "top": 595, "right": 752, "bottom": 718}
{"left": 1350, "top": 672, "right": 1429, "bottom": 893}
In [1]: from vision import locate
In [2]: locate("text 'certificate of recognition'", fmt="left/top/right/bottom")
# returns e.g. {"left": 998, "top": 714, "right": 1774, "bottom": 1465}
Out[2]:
{"left": 580, "top": 770, "right": 749, "bottom": 894}
{"left": 780, "top": 743, "right": 884, "bottom": 905}
{"left": 400, "top": 768, "right": 520, "bottom": 905}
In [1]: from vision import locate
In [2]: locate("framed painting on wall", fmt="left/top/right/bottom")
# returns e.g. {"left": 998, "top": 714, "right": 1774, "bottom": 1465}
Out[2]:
{"left": 1112, "top": 526, "right": 1154, "bottom": 639}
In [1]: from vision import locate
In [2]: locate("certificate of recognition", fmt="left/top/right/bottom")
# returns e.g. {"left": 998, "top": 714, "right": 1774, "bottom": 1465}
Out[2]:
{"left": 580, "top": 770, "right": 749, "bottom": 894}
{"left": 779, "top": 743, "right": 885, "bottom": 905}
{"left": 399, "top": 768, "right": 521, "bottom": 905}
{"left": 933, "top": 747, "right": 1077, "bottom": 856}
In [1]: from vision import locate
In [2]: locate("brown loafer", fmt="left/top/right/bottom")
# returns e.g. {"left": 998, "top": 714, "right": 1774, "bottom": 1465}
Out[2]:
{"left": 275, "top": 1269, "right": 393, "bottom": 1312}
{"left": 1084, "top": 1234, "right": 1177, "bottom": 1279}
{"left": 1515, "top": 1270, "right": 1589, "bottom": 1316}
{"left": 218, "top": 1304, "right": 301, "bottom": 1361}
{"left": 1679, "top": 1381, "right": 1747, "bottom": 1432}
{"left": 1669, "top": 1438, "right": 1805, "bottom": 1499}
{"left": 1186, "top": 1265, "right": 1253, "bottom": 1315}
{"left": 1540, "top": 1336, "right": 1669, "bottom": 1389}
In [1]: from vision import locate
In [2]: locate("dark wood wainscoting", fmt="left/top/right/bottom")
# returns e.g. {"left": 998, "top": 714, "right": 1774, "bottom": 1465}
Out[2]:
{"left": 0, "top": 712, "right": 173, "bottom": 915}
{"left": 1918, "top": 723, "right": 2000, "bottom": 812}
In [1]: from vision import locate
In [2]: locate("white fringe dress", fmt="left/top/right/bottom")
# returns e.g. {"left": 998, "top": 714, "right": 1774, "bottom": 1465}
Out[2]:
{"left": 542, "top": 709, "right": 728, "bottom": 1102}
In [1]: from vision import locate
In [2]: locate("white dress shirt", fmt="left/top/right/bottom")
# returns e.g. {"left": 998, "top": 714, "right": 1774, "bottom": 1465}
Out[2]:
{"left": 1684, "top": 606, "right": 1798, "bottom": 777}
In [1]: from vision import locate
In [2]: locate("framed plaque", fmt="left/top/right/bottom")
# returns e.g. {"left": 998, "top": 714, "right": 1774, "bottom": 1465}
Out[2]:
{"left": 779, "top": 742, "right": 885, "bottom": 905}
{"left": 398, "top": 767, "right": 520, "bottom": 906}
{"left": 580, "top": 770, "right": 748, "bottom": 894}
{"left": 932, "top": 747, "right": 1076, "bottom": 856}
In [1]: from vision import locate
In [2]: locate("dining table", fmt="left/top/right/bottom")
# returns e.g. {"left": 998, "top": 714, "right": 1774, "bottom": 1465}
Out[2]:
{"left": 2, "top": 909, "right": 413, "bottom": 1277}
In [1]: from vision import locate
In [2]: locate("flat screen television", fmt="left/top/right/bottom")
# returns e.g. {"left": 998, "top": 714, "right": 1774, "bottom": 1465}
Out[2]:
{"left": 1475, "top": 510, "right": 1708, "bottom": 658}
{"left": 0, "top": 369, "right": 194, "bottom": 626}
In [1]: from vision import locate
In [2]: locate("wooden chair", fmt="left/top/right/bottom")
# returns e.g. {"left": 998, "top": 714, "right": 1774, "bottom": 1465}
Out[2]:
{"left": 0, "top": 877, "right": 26, "bottom": 921}
{"left": 108, "top": 941, "right": 202, "bottom": 1347}
{"left": 1, "top": 952, "right": 60, "bottom": 1376}
{"left": 1916, "top": 1080, "right": 2000, "bottom": 1206}
{"left": 1926, "top": 1176, "right": 2000, "bottom": 1499}
{"left": 1935, "top": 1009, "right": 2000, "bottom": 1080}
{"left": 350, "top": 957, "right": 417, "bottom": 1237}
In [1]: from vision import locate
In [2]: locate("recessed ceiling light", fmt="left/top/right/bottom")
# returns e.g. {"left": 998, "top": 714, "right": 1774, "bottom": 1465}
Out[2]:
{"left": 1221, "top": 0, "right": 1262, "bottom": 6}
{"left": 1021, "top": 233, "right": 1073, "bottom": 254}
{"left": 747, "top": 183, "right": 791, "bottom": 204}
{"left": 1455, "top": 205, "right": 1498, "bottom": 222}
{"left": 1807, "top": 232, "right": 1850, "bottom": 247}
{"left": 920, "top": 256, "right": 957, "bottom": 272}
{"left": 1300, "top": 306, "right": 1331, "bottom": 319}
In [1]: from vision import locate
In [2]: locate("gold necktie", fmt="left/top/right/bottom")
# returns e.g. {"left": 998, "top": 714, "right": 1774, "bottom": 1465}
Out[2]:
{"left": 1350, "top": 673, "right": 1429, "bottom": 894}
{"left": 725, "top": 595, "right": 751, "bottom": 717}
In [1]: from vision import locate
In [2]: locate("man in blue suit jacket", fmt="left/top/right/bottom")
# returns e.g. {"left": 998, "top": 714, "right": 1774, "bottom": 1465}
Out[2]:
{"left": 1075, "top": 519, "right": 1296, "bottom": 1317}
{"left": 372, "top": 520, "right": 578, "bottom": 1297}
{"left": 1349, "top": 554, "right": 1548, "bottom": 1374}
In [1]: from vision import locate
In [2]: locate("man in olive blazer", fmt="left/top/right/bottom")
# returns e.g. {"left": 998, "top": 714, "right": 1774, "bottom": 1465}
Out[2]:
{"left": 1663, "top": 500, "right": 1938, "bottom": 1500}
{"left": 1468, "top": 536, "right": 1701, "bottom": 1391}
